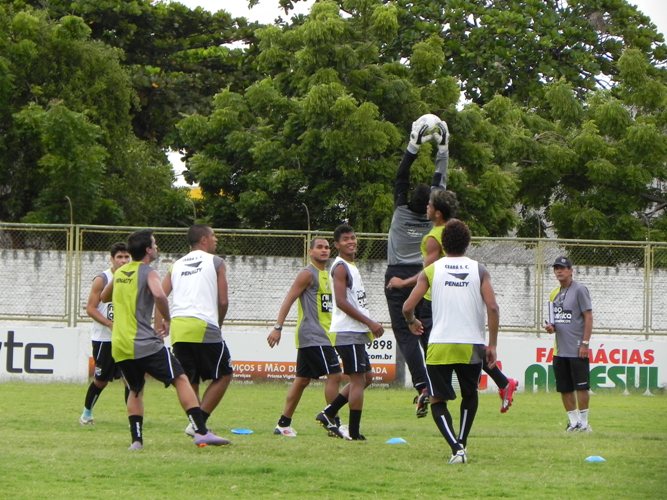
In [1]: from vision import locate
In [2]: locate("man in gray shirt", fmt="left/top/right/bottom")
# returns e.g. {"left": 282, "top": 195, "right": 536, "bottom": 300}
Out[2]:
{"left": 385, "top": 117, "right": 448, "bottom": 417}
{"left": 544, "top": 256, "right": 593, "bottom": 432}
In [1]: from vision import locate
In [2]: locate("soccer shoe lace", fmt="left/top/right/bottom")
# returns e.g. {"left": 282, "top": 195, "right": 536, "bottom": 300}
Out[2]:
{"left": 274, "top": 425, "right": 297, "bottom": 437}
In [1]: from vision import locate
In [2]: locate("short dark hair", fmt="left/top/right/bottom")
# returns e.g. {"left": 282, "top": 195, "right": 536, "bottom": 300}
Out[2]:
{"left": 333, "top": 224, "right": 354, "bottom": 242}
{"left": 187, "top": 224, "right": 212, "bottom": 247}
{"left": 430, "top": 189, "right": 458, "bottom": 221}
{"left": 310, "top": 237, "right": 329, "bottom": 249}
{"left": 109, "top": 242, "right": 128, "bottom": 257}
{"left": 408, "top": 184, "right": 430, "bottom": 214}
{"left": 442, "top": 218, "right": 470, "bottom": 255}
{"left": 127, "top": 229, "right": 153, "bottom": 261}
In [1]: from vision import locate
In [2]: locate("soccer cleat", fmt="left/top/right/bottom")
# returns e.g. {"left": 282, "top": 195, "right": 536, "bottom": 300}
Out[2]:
{"left": 184, "top": 423, "right": 195, "bottom": 437}
{"left": 274, "top": 425, "right": 297, "bottom": 437}
{"left": 128, "top": 441, "right": 143, "bottom": 451}
{"left": 500, "top": 378, "right": 519, "bottom": 413}
{"left": 316, "top": 411, "right": 346, "bottom": 439}
{"left": 79, "top": 412, "right": 94, "bottom": 425}
{"left": 349, "top": 434, "right": 366, "bottom": 441}
{"left": 448, "top": 449, "right": 467, "bottom": 464}
{"left": 565, "top": 423, "right": 581, "bottom": 432}
{"left": 194, "top": 431, "right": 231, "bottom": 447}
{"left": 338, "top": 424, "right": 351, "bottom": 440}
{"left": 577, "top": 424, "right": 592, "bottom": 433}
{"left": 415, "top": 389, "right": 430, "bottom": 418}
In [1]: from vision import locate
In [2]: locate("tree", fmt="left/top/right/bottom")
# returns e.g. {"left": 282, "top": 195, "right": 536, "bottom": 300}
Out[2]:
{"left": 175, "top": 0, "right": 519, "bottom": 234}
{"left": 0, "top": 6, "right": 192, "bottom": 225}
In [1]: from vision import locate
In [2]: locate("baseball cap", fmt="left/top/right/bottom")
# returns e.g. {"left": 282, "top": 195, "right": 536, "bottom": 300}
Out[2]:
{"left": 553, "top": 256, "right": 572, "bottom": 268}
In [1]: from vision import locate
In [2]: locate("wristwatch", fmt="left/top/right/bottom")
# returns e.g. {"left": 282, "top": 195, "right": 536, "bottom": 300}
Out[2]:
{"left": 273, "top": 323, "right": 283, "bottom": 331}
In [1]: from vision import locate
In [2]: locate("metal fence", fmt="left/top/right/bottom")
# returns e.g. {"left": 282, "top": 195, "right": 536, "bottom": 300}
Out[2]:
{"left": 0, "top": 223, "right": 665, "bottom": 337}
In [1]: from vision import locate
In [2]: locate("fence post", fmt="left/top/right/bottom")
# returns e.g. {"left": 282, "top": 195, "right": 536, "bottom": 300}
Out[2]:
{"left": 644, "top": 242, "right": 652, "bottom": 340}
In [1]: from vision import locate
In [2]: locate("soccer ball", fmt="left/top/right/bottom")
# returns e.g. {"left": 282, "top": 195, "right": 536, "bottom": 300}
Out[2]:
{"left": 413, "top": 113, "right": 442, "bottom": 144}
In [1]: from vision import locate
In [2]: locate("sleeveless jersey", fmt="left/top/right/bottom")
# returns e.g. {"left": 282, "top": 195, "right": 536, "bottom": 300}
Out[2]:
{"left": 420, "top": 225, "right": 445, "bottom": 301}
{"left": 424, "top": 256, "right": 486, "bottom": 345}
{"left": 91, "top": 269, "right": 113, "bottom": 342}
{"left": 329, "top": 256, "right": 371, "bottom": 345}
{"left": 548, "top": 280, "right": 592, "bottom": 357}
{"left": 111, "top": 261, "right": 164, "bottom": 362}
{"left": 169, "top": 250, "right": 224, "bottom": 344}
{"left": 295, "top": 264, "right": 333, "bottom": 348}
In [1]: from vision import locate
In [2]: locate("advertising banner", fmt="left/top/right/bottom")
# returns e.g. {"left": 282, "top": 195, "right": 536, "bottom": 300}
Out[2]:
{"left": 486, "top": 336, "right": 666, "bottom": 394}
{"left": 1, "top": 326, "right": 664, "bottom": 394}
{"left": 0, "top": 327, "right": 89, "bottom": 382}
{"left": 224, "top": 330, "right": 398, "bottom": 386}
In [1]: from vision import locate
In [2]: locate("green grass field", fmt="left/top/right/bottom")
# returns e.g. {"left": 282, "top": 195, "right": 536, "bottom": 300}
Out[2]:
{"left": 2, "top": 381, "right": 666, "bottom": 499}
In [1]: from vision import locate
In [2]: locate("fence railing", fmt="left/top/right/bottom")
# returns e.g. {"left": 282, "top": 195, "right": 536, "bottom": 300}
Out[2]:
{"left": 0, "top": 223, "right": 665, "bottom": 337}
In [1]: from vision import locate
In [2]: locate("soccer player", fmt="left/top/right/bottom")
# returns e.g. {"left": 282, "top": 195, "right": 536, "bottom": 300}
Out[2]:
{"left": 403, "top": 219, "right": 500, "bottom": 464}
{"left": 384, "top": 118, "right": 448, "bottom": 417}
{"left": 160, "top": 224, "right": 233, "bottom": 438}
{"left": 79, "top": 242, "right": 130, "bottom": 425}
{"left": 315, "top": 224, "right": 384, "bottom": 440}
{"left": 267, "top": 237, "right": 342, "bottom": 437}
{"left": 101, "top": 229, "right": 228, "bottom": 449}
{"left": 544, "top": 256, "right": 594, "bottom": 432}
{"left": 393, "top": 188, "right": 518, "bottom": 414}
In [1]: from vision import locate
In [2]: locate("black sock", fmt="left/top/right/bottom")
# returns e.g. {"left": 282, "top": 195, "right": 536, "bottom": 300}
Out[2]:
{"left": 431, "top": 402, "right": 461, "bottom": 454}
{"left": 128, "top": 415, "right": 143, "bottom": 444}
{"left": 186, "top": 407, "right": 208, "bottom": 435}
{"left": 278, "top": 415, "right": 292, "bottom": 427}
{"left": 348, "top": 409, "right": 362, "bottom": 438}
{"left": 84, "top": 382, "right": 104, "bottom": 410}
{"left": 485, "top": 365, "right": 508, "bottom": 389}
{"left": 201, "top": 410, "right": 211, "bottom": 423}
{"left": 324, "top": 394, "right": 349, "bottom": 417}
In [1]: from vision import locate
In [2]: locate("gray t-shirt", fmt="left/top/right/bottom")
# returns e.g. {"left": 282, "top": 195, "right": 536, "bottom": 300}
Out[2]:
{"left": 386, "top": 206, "right": 431, "bottom": 266}
{"left": 551, "top": 280, "right": 592, "bottom": 357}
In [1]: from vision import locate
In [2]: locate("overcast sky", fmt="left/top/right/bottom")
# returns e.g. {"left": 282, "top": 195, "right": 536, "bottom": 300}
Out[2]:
{"left": 175, "top": 0, "right": 666, "bottom": 36}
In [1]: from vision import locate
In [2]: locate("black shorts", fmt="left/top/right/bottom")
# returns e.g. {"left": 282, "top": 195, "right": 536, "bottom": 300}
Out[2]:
{"left": 335, "top": 344, "right": 371, "bottom": 375}
{"left": 91, "top": 341, "right": 122, "bottom": 382}
{"left": 553, "top": 356, "right": 590, "bottom": 393}
{"left": 426, "top": 363, "right": 482, "bottom": 401}
{"left": 172, "top": 341, "right": 233, "bottom": 385}
{"left": 117, "top": 347, "right": 185, "bottom": 395}
{"left": 296, "top": 345, "right": 342, "bottom": 379}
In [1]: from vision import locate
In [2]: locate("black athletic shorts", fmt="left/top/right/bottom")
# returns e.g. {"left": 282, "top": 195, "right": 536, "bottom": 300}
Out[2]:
{"left": 426, "top": 363, "right": 483, "bottom": 402}
{"left": 335, "top": 344, "right": 371, "bottom": 375}
{"left": 553, "top": 356, "right": 590, "bottom": 393}
{"left": 296, "top": 345, "right": 342, "bottom": 379}
{"left": 91, "top": 340, "right": 122, "bottom": 382}
{"left": 172, "top": 341, "right": 233, "bottom": 384}
{"left": 117, "top": 347, "right": 185, "bottom": 395}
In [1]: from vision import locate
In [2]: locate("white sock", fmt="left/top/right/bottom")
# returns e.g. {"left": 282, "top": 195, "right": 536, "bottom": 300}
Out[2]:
{"left": 579, "top": 409, "right": 589, "bottom": 427}
{"left": 567, "top": 410, "right": 580, "bottom": 426}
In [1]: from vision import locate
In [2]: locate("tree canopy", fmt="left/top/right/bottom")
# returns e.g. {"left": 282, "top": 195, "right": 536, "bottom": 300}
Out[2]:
{"left": 0, "top": 0, "right": 665, "bottom": 242}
